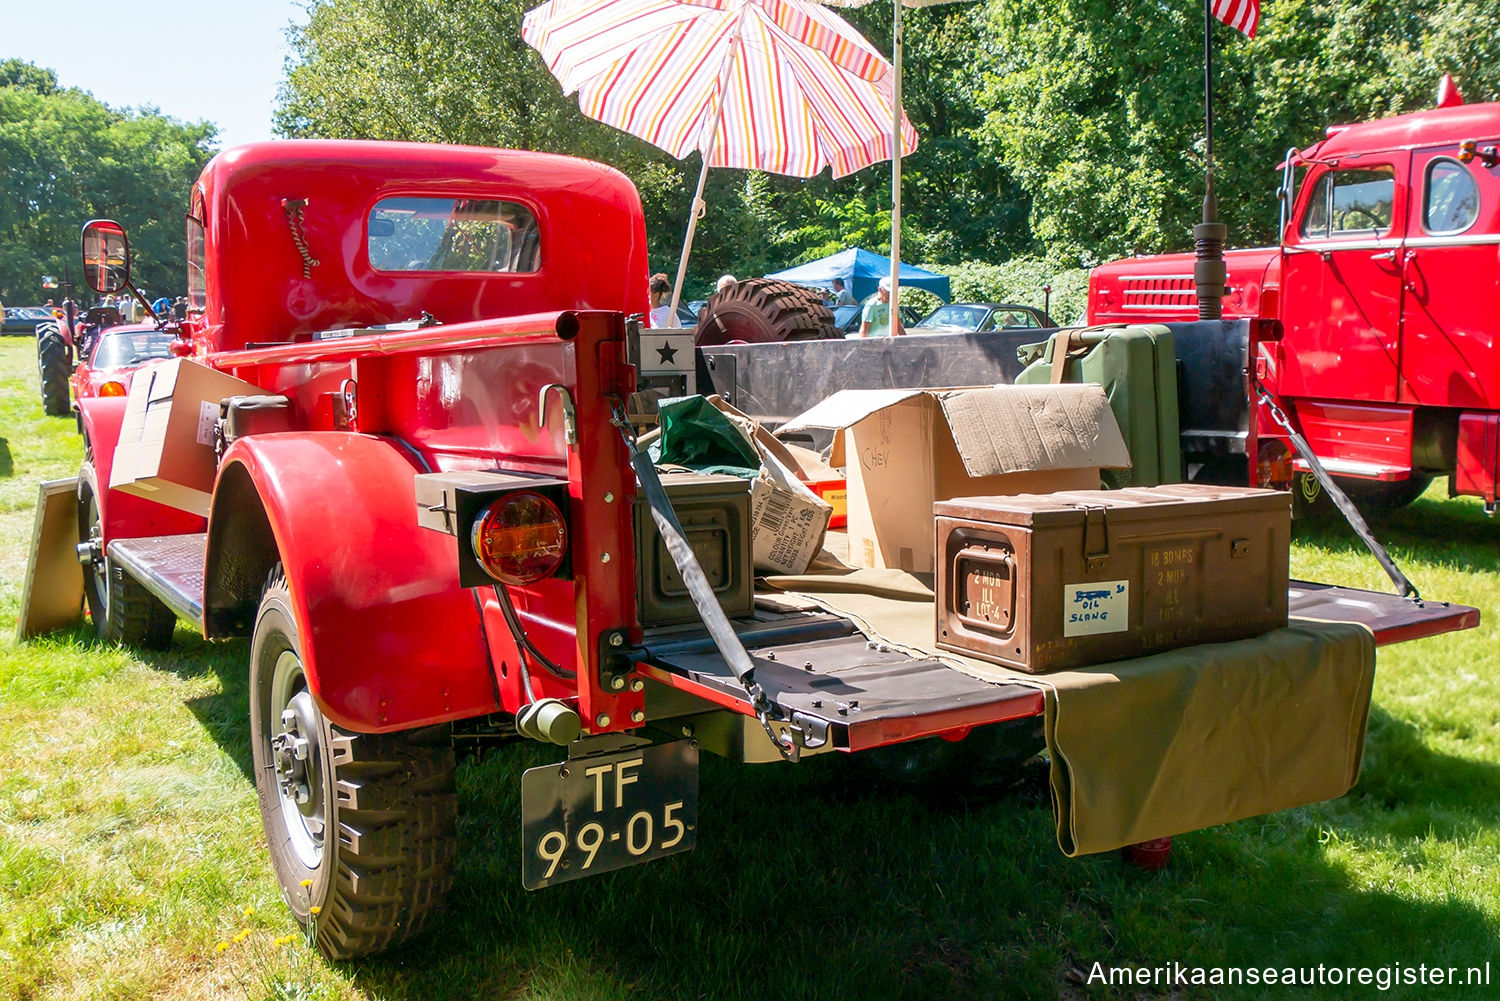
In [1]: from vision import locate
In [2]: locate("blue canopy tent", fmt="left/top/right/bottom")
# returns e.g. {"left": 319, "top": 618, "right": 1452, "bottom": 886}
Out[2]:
{"left": 765, "top": 248, "right": 951, "bottom": 304}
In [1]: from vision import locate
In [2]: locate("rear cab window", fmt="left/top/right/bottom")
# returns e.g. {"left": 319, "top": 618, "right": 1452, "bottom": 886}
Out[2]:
{"left": 368, "top": 197, "right": 541, "bottom": 273}
{"left": 1423, "top": 158, "right": 1480, "bottom": 234}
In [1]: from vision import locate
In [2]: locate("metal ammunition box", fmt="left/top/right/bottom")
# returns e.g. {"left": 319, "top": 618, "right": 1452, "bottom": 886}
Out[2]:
{"left": 935, "top": 485, "right": 1290, "bottom": 673}
{"left": 634, "top": 471, "right": 753, "bottom": 626}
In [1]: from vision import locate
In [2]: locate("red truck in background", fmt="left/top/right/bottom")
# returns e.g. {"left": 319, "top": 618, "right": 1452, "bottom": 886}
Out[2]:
{"left": 1088, "top": 93, "right": 1500, "bottom": 512}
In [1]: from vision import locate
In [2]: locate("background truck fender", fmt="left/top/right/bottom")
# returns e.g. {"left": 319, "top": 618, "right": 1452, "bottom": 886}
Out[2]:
{"left": 77, "top": 395, "right": 206, "bottom": 544}
{"left": 205, "top": 432, "right": 500, "bottom": 732}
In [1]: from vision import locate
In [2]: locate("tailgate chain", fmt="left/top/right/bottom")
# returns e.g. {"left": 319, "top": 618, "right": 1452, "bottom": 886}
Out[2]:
{"left": 1256, "top": 384, "right": 1420, "bottom": 601}
{"left": 608, "top": 398, "right": 802, "bottom": 760}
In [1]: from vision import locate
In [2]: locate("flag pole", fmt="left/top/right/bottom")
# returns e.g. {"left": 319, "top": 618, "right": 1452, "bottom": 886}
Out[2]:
{"left": 888, "top": 0, "right": 904, "bottom": 331}
{"left": 1194, "top": 0, "right": 1227, "bottom": 320}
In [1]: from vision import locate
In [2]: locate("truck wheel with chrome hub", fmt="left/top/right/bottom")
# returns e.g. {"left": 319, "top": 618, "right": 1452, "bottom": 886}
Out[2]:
{"left": 76, "top": 461, "right": 175, "bottom": 648}
{"left": 249, "top": 564, "right": 458, "bottom": 960}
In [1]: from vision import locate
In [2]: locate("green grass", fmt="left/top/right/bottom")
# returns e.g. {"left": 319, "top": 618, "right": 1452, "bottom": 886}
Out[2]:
{"left": 1, "top": 334, "right": 1497, "bottom": 1000}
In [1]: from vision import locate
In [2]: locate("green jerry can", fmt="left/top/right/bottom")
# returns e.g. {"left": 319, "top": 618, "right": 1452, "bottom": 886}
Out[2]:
{"left": 1015, "top": 324, "right": 1180, "bottom": 488}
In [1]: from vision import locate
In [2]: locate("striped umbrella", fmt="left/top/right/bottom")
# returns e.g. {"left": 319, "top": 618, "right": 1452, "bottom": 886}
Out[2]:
{"left": 523, "top": 0, "right": 918, "bottom": 315}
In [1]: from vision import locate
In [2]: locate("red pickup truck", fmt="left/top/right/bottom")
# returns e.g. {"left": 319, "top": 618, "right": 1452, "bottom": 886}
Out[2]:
{"left": 22, "top": 139, "right": 1476, "bottom": 962}
{"left": 1088, "top": 94, "right": 1500, "bottom": 512}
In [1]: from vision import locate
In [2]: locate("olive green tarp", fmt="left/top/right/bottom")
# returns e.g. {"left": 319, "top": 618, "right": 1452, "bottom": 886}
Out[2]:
{"left": 762, "top": 567, "right": 1375, "bottom": 856}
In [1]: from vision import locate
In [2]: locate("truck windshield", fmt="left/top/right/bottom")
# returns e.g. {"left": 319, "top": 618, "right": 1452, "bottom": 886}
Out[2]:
{"left": 368, "top": 197, "right": 541, "bottom": 273}
{"left": 93, "top": 330, "right": 174, "bottom": 369}
{"left": 1300, "top": 167, "right": 1395, "bottom": 238}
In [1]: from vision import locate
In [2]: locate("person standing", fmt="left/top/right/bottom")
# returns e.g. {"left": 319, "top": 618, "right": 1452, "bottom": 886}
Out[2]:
{"left": 832, "top": 278, "right": 855, "bottom": 306}
{"left": 648, "top": 273, "right": 674, "bottom": 327}
{"left": 855, "top": 277, "right": 904, "bottom": 338}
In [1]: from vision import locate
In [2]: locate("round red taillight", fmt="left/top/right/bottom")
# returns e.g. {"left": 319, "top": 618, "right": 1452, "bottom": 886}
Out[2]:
{"left": 470, "top": 491, "right": 567, "bottom": 585}
{"left": 99, "top": 381, "right": 127, "bottom": 397}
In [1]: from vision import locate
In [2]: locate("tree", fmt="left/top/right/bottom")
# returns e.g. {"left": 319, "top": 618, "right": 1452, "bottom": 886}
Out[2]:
{"left": 972, "top": 0, "right": 1500, "bottom": 263}
{"left": 0, "top": 63, "right": 215, "bottom": 304}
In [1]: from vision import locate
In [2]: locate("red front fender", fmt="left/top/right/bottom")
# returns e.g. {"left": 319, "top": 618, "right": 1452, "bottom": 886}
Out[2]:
{"left": 208, "top": 432, "right": 499, "bottom": 732}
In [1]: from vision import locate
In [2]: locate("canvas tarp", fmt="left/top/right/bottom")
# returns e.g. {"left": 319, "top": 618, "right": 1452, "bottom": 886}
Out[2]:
{"left": 760, "top": 567, "right": 1376, "bottom": 857}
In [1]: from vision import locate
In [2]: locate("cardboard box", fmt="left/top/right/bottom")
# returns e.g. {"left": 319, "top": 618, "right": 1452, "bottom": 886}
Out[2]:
{"left": 697, "top": 395, "right": 831, "bottom": 575}
{"left": 109, "top": 359, "right": 265, "bottom": 516}
{"left": 778, "top": 385, "right": 1132, "bottom": 573}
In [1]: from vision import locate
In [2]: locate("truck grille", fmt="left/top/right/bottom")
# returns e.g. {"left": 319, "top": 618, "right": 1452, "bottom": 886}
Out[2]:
{"left": 1120, "top": 274, "right": 1195, "bottom": 311}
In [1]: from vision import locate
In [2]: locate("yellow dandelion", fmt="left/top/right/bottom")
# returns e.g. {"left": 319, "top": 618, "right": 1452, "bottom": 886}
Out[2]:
{"left": 214, "top": 942, "right": 230, "bottom": 954}
{"left": 275, "top": 933, "right": 297, "bottom": 946}
{"left": 242, "top": 906, "right": 254, "bottom": 917}
{"left": 308, "top": 906, "right": 322, "bottom": 916}
{"left": 232, "top": 928, "right": 252, "bottom": 943}
{"left": 299, "top": 879, "right": 313, "bottom": 888}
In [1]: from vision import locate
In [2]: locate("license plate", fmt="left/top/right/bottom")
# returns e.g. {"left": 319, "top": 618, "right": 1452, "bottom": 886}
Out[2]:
{"left": 521, "top": 739, "right": 698, "bottom": 890}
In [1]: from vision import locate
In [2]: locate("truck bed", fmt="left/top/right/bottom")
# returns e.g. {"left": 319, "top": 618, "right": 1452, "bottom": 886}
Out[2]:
{"left": 108, "top": 532, "right": 1478, "bottom": 749}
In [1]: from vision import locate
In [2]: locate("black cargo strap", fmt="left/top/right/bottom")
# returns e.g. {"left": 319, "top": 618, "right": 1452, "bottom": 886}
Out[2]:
{"left": 1255, "top": 384, "right": 1420, "bottom": 601}
{"left": 608, "top": 399, "right": 799, "bottom": 760}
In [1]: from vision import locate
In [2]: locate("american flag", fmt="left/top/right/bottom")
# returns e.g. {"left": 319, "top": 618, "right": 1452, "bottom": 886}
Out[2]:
{"left": 1211, "top": 0, "right": 1259, "bottom": 38}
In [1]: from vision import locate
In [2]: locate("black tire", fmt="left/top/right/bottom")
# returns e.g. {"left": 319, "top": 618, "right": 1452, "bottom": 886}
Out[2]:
{"left": 1337, "top": 474, "right": 1432, "bottom": 512}
{"left": 693, "top": 278, "right": 838, "bottom": 346}
{"left": 77, "top": 463, "right": 176, "bottom": 649}
{"left": 250, "top": 565, "right": 457, "bottom": 960}
{"left": 37, "top": 323, "right": 71, "bottom": 417}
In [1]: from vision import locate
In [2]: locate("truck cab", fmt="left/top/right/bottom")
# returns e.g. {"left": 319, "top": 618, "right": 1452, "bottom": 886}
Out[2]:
{"left": 1088, "top": 97, "right": 1500, "bottom": 510}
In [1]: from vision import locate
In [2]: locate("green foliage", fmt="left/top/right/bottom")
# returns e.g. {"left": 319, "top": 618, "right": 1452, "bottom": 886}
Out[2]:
{"left": 928, "top": 256, "right": 1092, "bottom": 323}
{"left": 0, "top": 63, "right": 215, "bottom": 304}
{"left": 973, "top": 0, "right": 1500, "bottom": 261}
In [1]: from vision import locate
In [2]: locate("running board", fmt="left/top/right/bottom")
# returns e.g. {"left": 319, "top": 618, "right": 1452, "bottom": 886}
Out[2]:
{"left": 107, "top": 533, "right": 208, "bottom": 629}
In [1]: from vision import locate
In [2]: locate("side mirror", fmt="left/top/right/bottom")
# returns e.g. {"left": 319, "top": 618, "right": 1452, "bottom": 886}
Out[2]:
{"left": 81, "top": 219, "right": 131, "bottom": 294}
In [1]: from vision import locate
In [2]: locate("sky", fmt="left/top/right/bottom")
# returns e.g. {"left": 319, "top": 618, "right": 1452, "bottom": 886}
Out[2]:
{"left": 3, "top": 0, "right": 309, "bottom": 147}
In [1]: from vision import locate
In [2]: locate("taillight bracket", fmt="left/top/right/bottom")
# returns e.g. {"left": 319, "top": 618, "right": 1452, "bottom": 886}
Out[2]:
{"left": 414, "top": 470, "right": 572, "bottom": 587}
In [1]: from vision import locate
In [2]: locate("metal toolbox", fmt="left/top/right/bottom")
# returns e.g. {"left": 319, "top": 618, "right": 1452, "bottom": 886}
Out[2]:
{"left": 935, "top": 485, "right": 1290, "bottom": 673}
{"left": 634, "top": 470, "right": 753, "bottom": 626}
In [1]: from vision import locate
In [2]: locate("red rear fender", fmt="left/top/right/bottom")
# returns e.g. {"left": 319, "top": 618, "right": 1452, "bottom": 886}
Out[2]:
{"left": 207, "top": 432, "right": 500, "bottom": 732}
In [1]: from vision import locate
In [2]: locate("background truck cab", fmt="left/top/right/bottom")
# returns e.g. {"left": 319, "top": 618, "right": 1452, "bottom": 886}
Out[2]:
{"left": 1087, "top": 96, "right": 1500, "bottom": 511}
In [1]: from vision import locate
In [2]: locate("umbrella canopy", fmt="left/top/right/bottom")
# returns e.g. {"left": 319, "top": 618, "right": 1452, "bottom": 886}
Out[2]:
{"left": 766, "top": 247, "right": 949, "bottom": 302}
{"left": 523, "top": 0, "right": 916, "bottom": 177}
{"left": 523, "top": 0, "right": 918, "bottom": 312}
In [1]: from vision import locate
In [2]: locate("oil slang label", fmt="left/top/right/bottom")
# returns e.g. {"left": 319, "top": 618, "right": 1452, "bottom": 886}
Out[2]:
{"left": 1063, "top": 580, "right": 1129, "bottom": 637}
{"left": 197, "top": 400, "right": 218, "bottom": 446}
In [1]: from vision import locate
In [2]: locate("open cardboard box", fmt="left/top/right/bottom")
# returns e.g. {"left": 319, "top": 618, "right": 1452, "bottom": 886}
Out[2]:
{"left": 109, "top": 358, "right": 265, "bottom": 516}
{"left": 778, "top": 384, "right": 1132, "bottom": 572}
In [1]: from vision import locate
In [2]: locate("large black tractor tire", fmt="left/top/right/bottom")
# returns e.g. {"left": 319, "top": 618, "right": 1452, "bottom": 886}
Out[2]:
{"left": 1337, "top": 474, "right": 1433, "bottom": 513}
{"left": 250, "top": 565, "right": 458, "bottom": 960}
{"left": 693, "top": 278, "right": 839, "bottom": 346}
{"left": 37, "top": 323, "right": 71, "bottom": 417}
{"left": 77, "top": 463, "right": 176, "bottom": 649}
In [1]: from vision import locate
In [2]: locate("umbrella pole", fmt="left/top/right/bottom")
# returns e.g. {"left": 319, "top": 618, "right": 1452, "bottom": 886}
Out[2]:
{"left": 669, "top": 154, "right": 714, "bottom": 321}
{"left": 888, "top": 0, "right": 903, "bottom": 331}
{"left": 670, "top": 18, "right": 742, "bottom": 321}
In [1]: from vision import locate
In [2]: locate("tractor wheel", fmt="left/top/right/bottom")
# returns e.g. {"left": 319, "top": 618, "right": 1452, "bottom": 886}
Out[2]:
{"left": 37, "top": 323, "right": 71, "bottom": 417}
{"left": 77, "top": 463, "right": 176, "bottom": 649}
{"left": 250, "top": 565, "right": 458, "bottom": 960}
{"left": 1337, "top": 474, "right": 1433, "bottom": 512}
{"left": 693, "top": 278, "right": 838, "bottom": 346}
